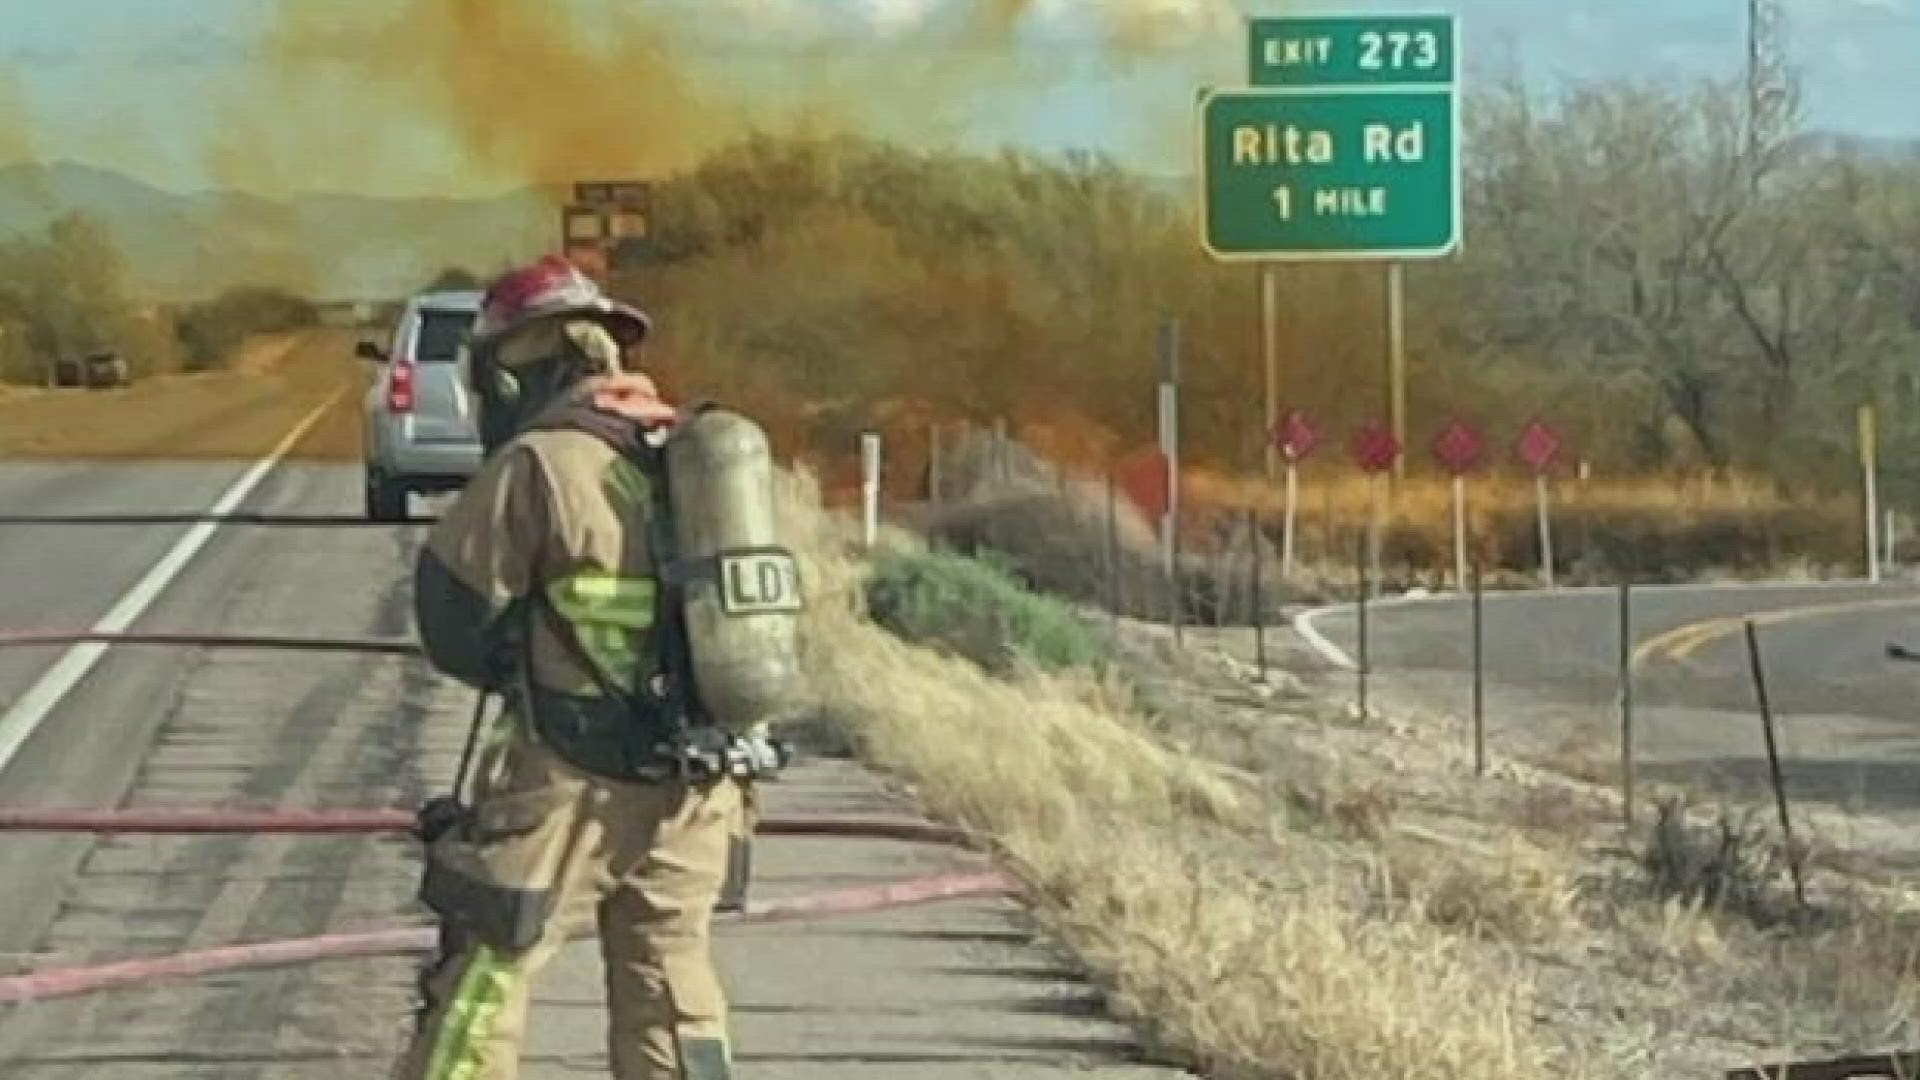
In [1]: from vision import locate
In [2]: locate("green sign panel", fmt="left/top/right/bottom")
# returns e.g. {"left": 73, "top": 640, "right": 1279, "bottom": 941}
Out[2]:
{"left": 1201, "top": 12, "right": 1460, "bottom": 262}
{"left": 1249, "top": 14, "right": 1456, "bottom": 87}
{"left": 1199, "top": 88, "right": 1457, "bottom": 261}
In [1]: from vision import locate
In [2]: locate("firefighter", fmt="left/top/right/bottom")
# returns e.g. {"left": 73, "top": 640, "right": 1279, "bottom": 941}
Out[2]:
{"left": 397, "top": 254, "right": 747, "bottom": 1080}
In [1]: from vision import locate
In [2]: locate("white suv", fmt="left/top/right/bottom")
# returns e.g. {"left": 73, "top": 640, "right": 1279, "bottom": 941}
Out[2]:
{"left": 359, "top": 290, "right": 485, "bottom": 522}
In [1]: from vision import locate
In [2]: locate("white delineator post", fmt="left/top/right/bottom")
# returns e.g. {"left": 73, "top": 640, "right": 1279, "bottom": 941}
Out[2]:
{"left": 1535, "top": 473, "right": 1556, "bottom": 590}
{"left": 860, "top": 429, "right": 881, "bottom": 551}
{"left": 1157, "top": 320, "right": 1182, "bottom": 577}
{"left": 1862, "top": 405, "right": 1881, "bottom": 583}
{"left": 1452, "top": 473, "right": 1469, "bottom": 592}
{"left": 1282, "top": 457, "right": 1299, "bottom": 581}
{"left": 1368, "top": 472, "right": 1385, "bottom": 597}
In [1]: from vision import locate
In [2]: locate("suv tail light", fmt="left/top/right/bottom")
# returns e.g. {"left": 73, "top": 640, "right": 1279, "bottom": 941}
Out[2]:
{"left": 387, "top": 357, "right": 416, "bottom": 413}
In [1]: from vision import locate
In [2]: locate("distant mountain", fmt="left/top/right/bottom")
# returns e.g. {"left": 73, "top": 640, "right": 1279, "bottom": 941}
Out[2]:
{"left": 0, "top": 162, "right": 555, "bottom": 302}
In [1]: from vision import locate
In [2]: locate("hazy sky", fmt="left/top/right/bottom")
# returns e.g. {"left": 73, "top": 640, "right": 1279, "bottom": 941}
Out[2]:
{"left": 1, "top": 0, "right": 1915, "bottom": 196}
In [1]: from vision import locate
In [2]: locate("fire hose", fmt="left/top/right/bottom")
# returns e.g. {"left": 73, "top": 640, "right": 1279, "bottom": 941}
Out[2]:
{"left": 0, "top": 629, "right": 1016, "bottom": 1006}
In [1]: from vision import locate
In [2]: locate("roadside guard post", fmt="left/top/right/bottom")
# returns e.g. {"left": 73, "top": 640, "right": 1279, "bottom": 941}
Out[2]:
{"left": 1861, "top": 404, "right": 1881, "bottom": 583}
{"left": 1273, "top": 409, "right": 1321, "bottom": 582}
{"left": 1516, "top": 418, "right": 1563, "bottom": 589}
{"left": 1350, "top": 422, "right": 1401, "bottom": 595}
{"left": 1201, "top": 13, "right": 1462, "bottom": 480}
{"left": 1430, "top": 418, "right": 1485, "bottom": 591}
{"left": 860, "top": 429, "right": 881, "bottom": 551}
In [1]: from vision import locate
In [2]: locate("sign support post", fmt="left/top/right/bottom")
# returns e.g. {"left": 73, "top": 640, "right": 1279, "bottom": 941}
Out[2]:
{"left": 1350, "top": 422, "right": 1401, "bottom": 598}
{"left": 1516, "top": 419, "right": 1564, "bottom": 591}
{"left": 1261, "top": 266, "right": 1281, "bottom": 481}
{"left": 1452, "top": 474, "right": 1469, "bottom": 589}
{"left": 1387, "top": 261, "right": 1408, "bottom": 486}
{"left": 1208, "top": 12, "right": 1462, "bottom": 487}
{"left": 1430, "top": 419, "right": 1484, "bottom": 591}
{"left": 1535, "top": 474, "right": 1555, "bottom": 590}
{"left": 1273, "top": 410, "right": 1322, "bottom": 583}
{"left": 1283, "top": 460, "right": 1300, "bottom": 580}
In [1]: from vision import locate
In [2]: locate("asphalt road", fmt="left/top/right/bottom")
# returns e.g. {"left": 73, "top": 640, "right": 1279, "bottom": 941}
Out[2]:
{"left": 0, "top": 457, "right": 467, "bottom": 1076}
{"left": 1301, "top": 581, "right": 1920, "bottom": 814}
{"left": 0, "top": 446, "right": 1176, "bottom": 1078}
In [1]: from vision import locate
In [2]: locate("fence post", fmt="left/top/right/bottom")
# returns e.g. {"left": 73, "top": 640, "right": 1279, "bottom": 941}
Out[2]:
{"left": 1744, "top": 619, "right": 1807, "bottom": 910}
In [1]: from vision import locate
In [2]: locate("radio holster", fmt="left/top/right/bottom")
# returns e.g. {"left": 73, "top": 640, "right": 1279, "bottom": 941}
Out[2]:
{"left": 415, "top": 691, "right": 556, "bottom": 954}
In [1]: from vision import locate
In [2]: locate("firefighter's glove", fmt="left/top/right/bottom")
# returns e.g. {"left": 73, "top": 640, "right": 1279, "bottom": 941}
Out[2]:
{"left": 414, "top": 796, "right": 469, "bottom": 844}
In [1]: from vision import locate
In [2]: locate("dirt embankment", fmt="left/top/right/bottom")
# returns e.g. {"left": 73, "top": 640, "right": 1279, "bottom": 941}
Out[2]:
{"left": 0, "top": 329, "right": 368, "bottom": 462}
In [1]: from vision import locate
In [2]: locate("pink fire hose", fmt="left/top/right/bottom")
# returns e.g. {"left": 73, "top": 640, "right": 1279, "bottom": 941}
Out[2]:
{"left": 0, "top": 629, "right": 1017, "bottom": 1006}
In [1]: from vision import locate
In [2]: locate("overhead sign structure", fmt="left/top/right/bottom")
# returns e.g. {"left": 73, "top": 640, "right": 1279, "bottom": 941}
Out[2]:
{"left": 1200, "top": 13, "right": 1460, "bottom": 262}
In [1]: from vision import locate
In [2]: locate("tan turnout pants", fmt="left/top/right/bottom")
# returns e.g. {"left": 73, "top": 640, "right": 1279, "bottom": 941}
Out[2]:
{"left": 392, "top": 719, "right": 747, "bottom": 1080}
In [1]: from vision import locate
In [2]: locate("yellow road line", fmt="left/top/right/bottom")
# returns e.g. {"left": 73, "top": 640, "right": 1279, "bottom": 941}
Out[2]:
{"left": 1632, "top": 595, "right": 1920, "bottom": 670}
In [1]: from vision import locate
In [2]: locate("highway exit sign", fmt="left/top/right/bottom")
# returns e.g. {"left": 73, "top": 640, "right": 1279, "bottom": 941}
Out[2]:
{"left": 1200, "top": 12, "right": 1461, "bottom": 262}
{"left": 1249, "top": 14, "right": 1456, "bottom": 87}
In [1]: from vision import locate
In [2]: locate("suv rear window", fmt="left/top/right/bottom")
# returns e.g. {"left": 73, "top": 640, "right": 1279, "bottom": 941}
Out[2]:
{"left": 414, "top": 309, "right": 475, "bottom": 363}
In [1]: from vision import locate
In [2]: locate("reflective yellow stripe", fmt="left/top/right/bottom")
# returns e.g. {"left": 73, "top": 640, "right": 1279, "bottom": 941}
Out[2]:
{"left": 604, "top": 458, "right": 651, "bottom": 511}
{"left": 546, "top": 571, "right": 656, "bottom": 689}
{"left": 547, "top": 571, "right": 655, "bottom": 628}
{"left": 424, "top": 945, "right": 513, "bottom": 1080}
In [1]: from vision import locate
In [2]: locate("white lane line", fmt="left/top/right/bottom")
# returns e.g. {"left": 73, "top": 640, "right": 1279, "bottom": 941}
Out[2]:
{"left": 1291, "top": 608, "right": 1357, "bottom": 671}
{"left": 0, "top": 391, "right": 343, "bottom": 777}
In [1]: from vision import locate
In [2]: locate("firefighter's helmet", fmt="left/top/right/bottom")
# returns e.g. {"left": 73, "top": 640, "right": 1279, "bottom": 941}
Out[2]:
{"left": 471, "top": 254, "right": 651, "bottom": 350}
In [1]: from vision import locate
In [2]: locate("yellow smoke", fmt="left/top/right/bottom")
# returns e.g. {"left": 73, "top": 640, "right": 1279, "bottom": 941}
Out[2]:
{"left": 212, "top": 0, "right": 1236, "bottom": 199}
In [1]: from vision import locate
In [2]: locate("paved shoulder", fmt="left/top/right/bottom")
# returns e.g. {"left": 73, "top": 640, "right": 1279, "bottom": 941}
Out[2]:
{"left": 521, "top": 757, "right": 1187, "bottom": 1079}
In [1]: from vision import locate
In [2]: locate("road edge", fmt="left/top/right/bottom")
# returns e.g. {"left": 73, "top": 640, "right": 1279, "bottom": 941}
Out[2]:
{"left": 1292, "top": 576, "right": 1901, "bottom": 674}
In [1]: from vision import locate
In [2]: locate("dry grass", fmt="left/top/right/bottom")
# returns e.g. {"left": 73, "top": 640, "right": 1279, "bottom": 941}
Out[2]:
{"left": 1386, "top": 833, "right": 1587, "bottom": 949}
{"left": 0, "top": 328, "right": 365, "bottom": 461}
{"left": 778, "top": 467, "right": 1570, "bottom": 1080}
{"left": 1181, "top": 470, "right": 1857, "bottom": 585}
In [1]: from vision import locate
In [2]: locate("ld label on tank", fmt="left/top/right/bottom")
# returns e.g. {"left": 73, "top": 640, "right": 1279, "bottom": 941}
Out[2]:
{"left": 718, "top": 550, "right": 802, "bottom": 615}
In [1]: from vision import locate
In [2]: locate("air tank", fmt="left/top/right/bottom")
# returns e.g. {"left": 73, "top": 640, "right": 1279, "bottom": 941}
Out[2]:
{"left": 663, "top": 406, "right": 805, "bottom": 730}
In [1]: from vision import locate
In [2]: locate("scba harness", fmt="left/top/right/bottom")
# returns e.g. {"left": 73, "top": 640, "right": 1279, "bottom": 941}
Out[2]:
{"left": 525, "top": 406, "right": 790, "bottom": 786}
{"left": 415, "top": 403, "right": 794, "bottom": 954}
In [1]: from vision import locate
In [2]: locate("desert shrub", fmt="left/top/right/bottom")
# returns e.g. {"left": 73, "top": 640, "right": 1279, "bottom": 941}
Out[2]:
{"left": 1642, "top": 797, "right": 1803, "bottom": 926}
{"left": 175, "top": 286, "right": 319, "bottom": 372}
{"left": 863, "top": 547, "right": 1109, "bottom": 675}
{"left": 0, "top": 213, "right": 180, "bottom": 384}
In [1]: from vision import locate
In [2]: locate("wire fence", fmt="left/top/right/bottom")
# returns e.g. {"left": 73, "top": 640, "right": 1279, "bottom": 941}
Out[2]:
{"left": 848, "top": 423, "right": 1920, "bottom": 852}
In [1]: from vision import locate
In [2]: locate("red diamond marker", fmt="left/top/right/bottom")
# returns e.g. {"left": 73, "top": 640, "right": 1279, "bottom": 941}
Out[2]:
{"left": 1350, "top": 423, "right": 1401, "bottom": 475}
{"left": 1516, "top": 419, "right": 1563, "bottom": 475}
{"left": 1272, "top": 409, "right": 1321, "bottom": 462}
{"left": 1430, "top": 420, "right": 1486, "bottom": 476}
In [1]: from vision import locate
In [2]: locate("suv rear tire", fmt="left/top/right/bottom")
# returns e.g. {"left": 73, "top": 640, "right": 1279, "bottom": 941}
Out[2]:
{"left": 365, "top": 470, "right": 410, "bottom": 523}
